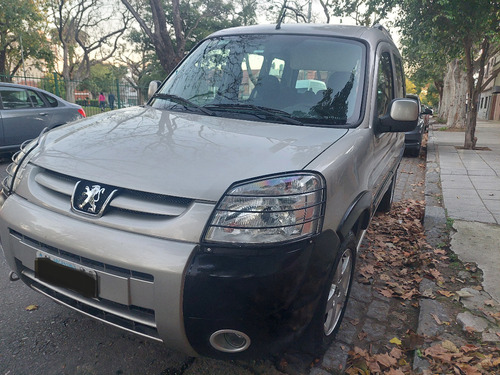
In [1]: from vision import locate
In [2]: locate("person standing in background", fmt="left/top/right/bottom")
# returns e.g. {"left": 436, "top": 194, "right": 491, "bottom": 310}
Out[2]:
{"left": 108, "top": 93, "right": 115, "bottom": 110}
{"left": 99, "top": 92, "right": 106, "bottom": 111}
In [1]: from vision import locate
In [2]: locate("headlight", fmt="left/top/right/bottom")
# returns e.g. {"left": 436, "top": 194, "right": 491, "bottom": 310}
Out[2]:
{"left": 1, "top": 139, "right": 38, "bottom": 197}
{"left": 203, "top": 173, "right": 326, "bottom": 244}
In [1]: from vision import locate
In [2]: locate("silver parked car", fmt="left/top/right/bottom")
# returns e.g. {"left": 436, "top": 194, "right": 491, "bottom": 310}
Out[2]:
{"left": 0, "top": 24, "right": 417, "bottom": 358}
{"left": 0, "top": 82, "right": 86, "bottom": 153}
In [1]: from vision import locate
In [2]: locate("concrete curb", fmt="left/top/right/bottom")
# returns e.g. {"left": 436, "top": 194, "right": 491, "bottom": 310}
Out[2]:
{"left": 414, "top": 125, "right": 500, "bottom": 373}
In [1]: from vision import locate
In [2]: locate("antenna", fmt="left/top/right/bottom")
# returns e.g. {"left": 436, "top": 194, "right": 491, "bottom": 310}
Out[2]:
{"left": 276, "top": 0, "right": 288, "bottom": 30}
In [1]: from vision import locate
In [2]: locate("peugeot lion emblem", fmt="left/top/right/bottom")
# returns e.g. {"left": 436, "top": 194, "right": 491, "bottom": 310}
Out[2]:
{"left": 71, "top": 181, "right": 118, "bottom": 217}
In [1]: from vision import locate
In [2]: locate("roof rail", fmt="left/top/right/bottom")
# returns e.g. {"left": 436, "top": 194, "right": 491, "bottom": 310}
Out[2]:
{"left": 372, "top": 24, "right": 393, "bottom": 40}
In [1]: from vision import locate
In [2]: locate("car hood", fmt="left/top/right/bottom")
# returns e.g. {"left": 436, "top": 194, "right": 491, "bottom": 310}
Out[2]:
{"left": 32, "top": 106, "right": 348, "bottom": 201}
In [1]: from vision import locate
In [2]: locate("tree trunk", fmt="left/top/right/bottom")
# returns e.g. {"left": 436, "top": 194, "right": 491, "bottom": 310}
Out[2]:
{"left": 440, "top": 59, "right": 467, "bottom": 129}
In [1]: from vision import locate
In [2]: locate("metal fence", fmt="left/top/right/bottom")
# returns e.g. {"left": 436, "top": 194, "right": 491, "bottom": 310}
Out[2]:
{"left": 1, "top": 73, "right": 149, "bottom": 117}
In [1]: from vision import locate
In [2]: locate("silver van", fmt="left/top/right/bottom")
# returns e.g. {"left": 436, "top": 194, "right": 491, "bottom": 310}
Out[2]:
{"left": 0, "top": 24, "right": 417, "bottom": 358}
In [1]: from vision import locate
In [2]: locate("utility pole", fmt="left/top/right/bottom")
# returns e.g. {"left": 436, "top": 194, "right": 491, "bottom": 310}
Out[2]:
{"left": 308, "top": 0, "right": 312, "bottom": 23}
{"left": 19, "top": 34, "right": 28, "bottom": 84}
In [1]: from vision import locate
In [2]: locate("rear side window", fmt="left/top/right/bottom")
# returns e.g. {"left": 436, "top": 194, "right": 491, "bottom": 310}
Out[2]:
{"left": 376, "top": 52, "right": 394, "bottom": 117}
{"left": 42, "top": 93, "right": 59, "bottom": 107}
{"left": 0, "top": 88, "right": 32, "bottom": 109}
{"left": 27, "top": 90, "right": 46, "bottom": 108}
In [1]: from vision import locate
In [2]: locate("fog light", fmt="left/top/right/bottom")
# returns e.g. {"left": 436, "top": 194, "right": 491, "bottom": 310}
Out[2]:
{"left": 209, "top": 330, "right": 251, "bottom": 353}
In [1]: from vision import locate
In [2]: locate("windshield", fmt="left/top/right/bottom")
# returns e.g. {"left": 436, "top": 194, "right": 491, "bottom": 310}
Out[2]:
{"left": 153, "top": 34, "right": 366, "bottom": 126}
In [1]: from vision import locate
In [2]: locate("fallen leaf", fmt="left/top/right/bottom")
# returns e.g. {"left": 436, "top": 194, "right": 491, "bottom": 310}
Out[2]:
{"left": 437, "top": 290, "right": 454, "bottom": 297}
{"left": 379, "top": 288, "right": 394, "bottom": 298}
{"left": 390, "top": 337, "right": 402, "bottom": 346}
{"left": 424, "top": 344, "right": 453, "bottom": 362}
{"left": 374, "top": 353, "right": 397, "bottom": 368}
{"left": 25, "top": 304, "right": 38, "bottom": 311}
{"left": 385, "top": 369, "right": 405, "bottom": 375}
{"left": 441, "top": 340, "right": 459, "bottom": 353}
{"left": 484, "top": 300, "right": 496, "bottom": 307}
{"left": 390, "top": 347, "right": 402, "bottom": 359}
{"left": 366, "top": 358, "right": 381, "bottom": 373}
{"left": 465, "top": 326, "right": 476, "bottom": 334}
{"left": 431, "top": 313, "right": 443, "bottom": 325}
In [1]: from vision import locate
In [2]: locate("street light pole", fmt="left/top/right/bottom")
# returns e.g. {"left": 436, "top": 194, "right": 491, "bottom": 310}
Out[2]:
{"left": 19, "top": 34, "right": 28, "bottom": 85}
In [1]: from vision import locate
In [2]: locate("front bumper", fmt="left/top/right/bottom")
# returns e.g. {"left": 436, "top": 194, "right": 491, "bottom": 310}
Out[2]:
{"left": 0, "top": 195, "right": 199, "bottom": 356}
{"left": 184, "top": 230, "right": 340, "bottom": 358}
{"left": 0, "top": 194, "right": 341, "bottom": 358}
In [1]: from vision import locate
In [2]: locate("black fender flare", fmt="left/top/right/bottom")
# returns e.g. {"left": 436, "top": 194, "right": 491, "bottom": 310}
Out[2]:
{"left": 337, "top": 191, "right": 371, "bottom": 242}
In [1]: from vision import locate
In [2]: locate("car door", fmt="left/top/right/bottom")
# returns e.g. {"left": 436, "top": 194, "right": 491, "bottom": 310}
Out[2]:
{"left": 0, "top": 87, "right": 52, "bottom": 149}
{"left": 370, "top": 47, "right": 402, "bottom": 209}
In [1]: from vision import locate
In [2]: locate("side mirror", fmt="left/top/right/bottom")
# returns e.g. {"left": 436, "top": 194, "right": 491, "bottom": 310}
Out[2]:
{"left": 422, "top": 107, "right": 433, "bottom": 115}
{"left": 148, "top": 80, "right": 162, "bottom": 99}
{"left": 378, "top": 98, "right": 418, "bottom": 133}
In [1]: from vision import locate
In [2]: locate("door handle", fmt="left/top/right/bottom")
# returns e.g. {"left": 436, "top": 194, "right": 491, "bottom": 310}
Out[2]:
{"left": 39, "top": 113, "right": 48, "bottom": 116}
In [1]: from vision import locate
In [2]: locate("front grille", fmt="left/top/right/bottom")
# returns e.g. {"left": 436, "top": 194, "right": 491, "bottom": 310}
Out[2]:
{"left": 33, "top": 167, "right": 193, "bottom": 218}
{"left": 17, "top": 260, "right": 160, "bottom": 341}
{"left": 10, "top": 230, "right": 154, "bottom": 282}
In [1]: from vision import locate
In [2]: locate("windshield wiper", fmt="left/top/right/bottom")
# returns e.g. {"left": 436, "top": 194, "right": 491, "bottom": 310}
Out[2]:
{"left": 204, "top": 104, "right": 304, "bottom": 126}
{"left": 152, "top": 93, "right": 215, "bottom": 116}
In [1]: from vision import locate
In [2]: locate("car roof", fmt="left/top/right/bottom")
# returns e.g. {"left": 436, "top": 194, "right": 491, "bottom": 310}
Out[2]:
{"left": 0, "top": 82, "right": 75, "bottom": 106}
{"left": 207, "top": 23, "right": 395, "bottom": 46}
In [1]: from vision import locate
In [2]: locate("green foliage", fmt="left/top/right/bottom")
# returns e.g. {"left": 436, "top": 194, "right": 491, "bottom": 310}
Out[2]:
{"left": 0, "top": 0, "right": 54, "bottom": 78}
{"left": 79, "top": 64, "right": 128, "bottom": 96}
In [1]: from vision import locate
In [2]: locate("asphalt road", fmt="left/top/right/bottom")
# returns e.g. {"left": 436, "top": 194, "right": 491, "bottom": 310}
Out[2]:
{"left": 0, "top": 154, "right": 425, "bottom": 375}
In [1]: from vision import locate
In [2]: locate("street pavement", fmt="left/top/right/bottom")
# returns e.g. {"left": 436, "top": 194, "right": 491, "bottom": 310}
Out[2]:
{"left": 414, "top": 119, "right": 500, "bottom": 372}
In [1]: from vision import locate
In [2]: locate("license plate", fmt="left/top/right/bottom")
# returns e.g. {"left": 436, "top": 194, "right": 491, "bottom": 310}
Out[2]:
{"left": 35, "top": 253, "right": 98, "bottom": 299}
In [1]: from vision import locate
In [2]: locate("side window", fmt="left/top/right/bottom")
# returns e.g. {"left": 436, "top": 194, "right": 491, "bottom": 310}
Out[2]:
{"left": 393, "top": 55, "right": 405, "bottom": 98}
{"left": 377, "top": 52, "right": 394, "bottom": 117}
{"left": 27, "top": 90, "right": 46, "bottom": 108}
{"left": 42, "top": 93, "right": 59, "bottom": 107}
{"left": 0, "top": 88, "right": 32, "bottom": 109}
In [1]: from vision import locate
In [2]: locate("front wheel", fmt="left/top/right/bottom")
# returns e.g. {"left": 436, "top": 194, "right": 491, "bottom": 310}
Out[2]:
{"left": 301, "top": 232, "right": 357, "bottom": 352}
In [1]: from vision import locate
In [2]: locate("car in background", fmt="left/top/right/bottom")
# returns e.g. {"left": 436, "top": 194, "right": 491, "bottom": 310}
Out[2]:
{"left": 404, "top": 94, "right": 428, "bottom": 157}
{"left": 0, "top": 83, "right": 86, "bottom": 154}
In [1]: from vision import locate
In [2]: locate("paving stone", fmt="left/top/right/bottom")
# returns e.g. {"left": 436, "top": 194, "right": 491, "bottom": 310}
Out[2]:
{"left": 361, "top": 318, "right": 386, "bottom": 341}
{"left": 458, "top": 287, "right": 500, "bottom": 311}
{"left": 319, "top": 341, "right": 349, "bottom": 374}
{"left": 336, "top": 320, "right": 358, "bottom": 345}
{"left": 309, "top": 368, "right": 333, "bottom": 375}
{"left": 456, "top": 311, "right": 490, "bottom": 333}
{"left": 482, "top": 329, "right": 500, "bottom": 343}
{"left": 417, "top": 299, "right": 450, "bottom": 337}
{"left": 350, "top": 282, "right": 372, "bottom": 302}
{"left": 366, "top": 299, "right": 391, "bottom": 321}
{"left": 343, "top": 298, "right": 366, "bottom": 322}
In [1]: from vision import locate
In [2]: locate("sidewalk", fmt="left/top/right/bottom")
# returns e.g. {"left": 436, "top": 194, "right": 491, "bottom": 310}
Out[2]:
{"left": 428, "top": 119, "right": 500, "bottom": 301}
{"left": 415, "top": 119, "right": 500, "bottom": 372}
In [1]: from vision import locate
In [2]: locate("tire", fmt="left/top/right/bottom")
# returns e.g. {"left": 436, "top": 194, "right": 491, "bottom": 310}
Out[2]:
{"left": 301, "top": 232, "right": 357, "bottom": 353}
{"left": 408, "top": 145, "right": 420, "bottom": 157}
{"left": 377, "top": 173, "right": 395, "bottom": 213}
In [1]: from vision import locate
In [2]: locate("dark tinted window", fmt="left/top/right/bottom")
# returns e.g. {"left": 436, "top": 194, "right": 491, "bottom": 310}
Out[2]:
{"left": 376, "top": 52, "right": 394, "bottom": 117}
{"left": 42, "top": 93, "right": 59, "bottom": 107}
{"left": 27, "top": 90, "right": 46, "bottom": 108}
{"left": 0, "top": 88, "right": 31, "bottom": 109}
